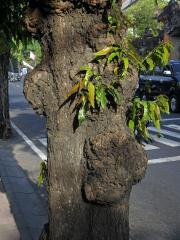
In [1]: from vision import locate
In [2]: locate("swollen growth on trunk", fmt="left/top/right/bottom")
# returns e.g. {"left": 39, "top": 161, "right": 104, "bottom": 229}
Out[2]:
{"left": 24, "top": 0, "right": 148, "bottom": 239}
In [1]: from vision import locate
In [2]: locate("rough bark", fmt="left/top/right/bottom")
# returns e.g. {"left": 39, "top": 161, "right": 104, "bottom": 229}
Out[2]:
{"left": 24, "top": 1, "right": 148, "bottom": 239}
{"left": 0, "top": 52, "right": 11, "bottom": 139}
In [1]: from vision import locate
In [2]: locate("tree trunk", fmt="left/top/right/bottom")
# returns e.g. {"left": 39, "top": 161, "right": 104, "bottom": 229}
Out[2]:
{"left": 0, "top": 52, "right": 11, "bottom": 139}
{"left": 24, "top": 1, "right": 148, "bottom": 239}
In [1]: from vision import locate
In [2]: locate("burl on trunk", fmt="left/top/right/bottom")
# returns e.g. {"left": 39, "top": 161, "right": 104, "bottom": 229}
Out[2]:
{"left": 24, "top": 0, "right": 147, "bottom": 239}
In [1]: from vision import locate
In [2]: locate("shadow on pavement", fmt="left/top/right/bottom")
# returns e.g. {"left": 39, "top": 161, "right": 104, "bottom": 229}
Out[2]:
{"left": 0, "top": 126, "right": 48, "bottom": 240}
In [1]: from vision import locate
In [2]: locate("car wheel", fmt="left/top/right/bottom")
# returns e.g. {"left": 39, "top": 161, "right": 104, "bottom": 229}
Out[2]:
{"left": 170, "top": 95, "right": 180, "bottom": 113}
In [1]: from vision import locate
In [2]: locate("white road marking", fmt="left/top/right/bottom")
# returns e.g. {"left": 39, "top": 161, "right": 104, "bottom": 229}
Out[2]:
{"left": 11, "top": 122, "right": 180, "bottom": 165}
{"left": 151, "top": 134, "right": 180, "bottom": 147}
{"left": 164, "top": 124, "right": 180, "bottom": 131}
{"left": 143, "top": 143, "right": 159, "bottom": 150}
{"left": 149, "top": 156, "right": 180, "bottom": 165}
{"left": 11, "top": 121, "right": 47, "bottom": 161}
{"left": 148, "top": 127, "right": 180, "bottom": 139}
{"left": 39, "top": 138, "right": 47, "bottom": 147}
{"left": 161, "top": 118, "right": 180, "bottom": 122}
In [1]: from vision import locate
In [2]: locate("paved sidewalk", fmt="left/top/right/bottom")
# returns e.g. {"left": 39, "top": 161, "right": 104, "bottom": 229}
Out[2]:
{"left": 0, "top": 178, "right": 20, "bottom": 240}
{"left": 0, "top": 130, "right": 48, "bottom": 240}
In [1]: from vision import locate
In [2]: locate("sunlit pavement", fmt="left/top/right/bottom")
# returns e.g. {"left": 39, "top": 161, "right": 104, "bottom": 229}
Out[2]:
{"left": 0, "top": 179, "right": 20, "bottom": 240}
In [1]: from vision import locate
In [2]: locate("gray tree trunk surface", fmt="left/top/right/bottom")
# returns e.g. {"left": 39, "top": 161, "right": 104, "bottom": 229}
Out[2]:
{"left": 0, "top": 52, "right": 11, "bottom": 139}
{"left": 24, "top": 1, "right": 148, "bottom": 239}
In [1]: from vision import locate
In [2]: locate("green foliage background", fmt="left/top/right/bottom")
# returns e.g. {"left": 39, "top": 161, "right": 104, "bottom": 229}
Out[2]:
{"left": 125, "top": 0, "right": 169, "bottom": 38}
{"left": 11, "top": 40, "right": 42, "bottom": 65}
{"left": 0, "top": 0, "right": 41, "bottom": 65}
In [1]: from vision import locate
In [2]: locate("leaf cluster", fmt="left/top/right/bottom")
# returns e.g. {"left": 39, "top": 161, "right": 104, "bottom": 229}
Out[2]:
{"left": 94, "top": 41, "right": 171, "bottom": 76}
{"left": 128, "top": 95, "right": 169, "bottom": 143}
{"left": 67, "top": 40, "right": 171, "bottom": 127}
{"left": 140, "top": 42, "right": 171, "bottom": 71}
{"left": 121, "top": 41, "right": 171, "bottom": 72}
{"left": 67, "top": 65, "right": 121, "bottom": 125}
{"left": 95, "top": 45, "right": 129, "bottom": 78}
{"left": 38, "top": 161, "right": 47, "bottom": 187}
{"left": 108, "top": 0, "right": 121, "bottom": 29}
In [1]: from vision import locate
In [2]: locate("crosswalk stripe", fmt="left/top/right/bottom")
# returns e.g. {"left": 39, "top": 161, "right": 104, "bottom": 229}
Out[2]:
{"left": 143, "top": 143, "right": 159, "bottom": 150}
{"left": 38, "top": 127, "right": 180, "bottom": 151}
{"left": 161, "top": 117, "right": 180, "bottom": 122}
{"left": 148, "top": 127, "right": 180, "bottom": 139}
{"left": 151, "top": 134, "right": 180, "bottom": 147}
{"left": 39, "top": 138, "right": 47, "bottom": 147}
{"left": 149, "top": 156, "right": 180, "bottom": 164}
{"left": 164, "top": 124, "right": 180, "bottom": 131}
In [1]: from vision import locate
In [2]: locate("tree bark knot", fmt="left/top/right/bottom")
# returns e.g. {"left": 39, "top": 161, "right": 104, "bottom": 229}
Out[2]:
{"left": 28, "top": 0, "right": 123, "bottom": 14}
{"left": 83, "top": 131, "right": 147, "bottom": 205}
{"left": 42, "top": 0, "right": 111, "bottom": 12}
{"left": 38, "top": 1, "right": 74, "bottom": 13}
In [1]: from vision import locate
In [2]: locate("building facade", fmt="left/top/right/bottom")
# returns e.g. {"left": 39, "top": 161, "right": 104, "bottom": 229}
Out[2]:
{"left": 158, "top": 0, "right": 180, "bottom": 60}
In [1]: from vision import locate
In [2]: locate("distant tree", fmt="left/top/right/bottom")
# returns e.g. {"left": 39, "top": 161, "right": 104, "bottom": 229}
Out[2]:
{"left": 125, "top": 0, "right": 169, "bottom": 38}
{"left": 0, "top": 0, "right": 30, "bottom": 138}
{"left": 11, "top": 39, "right": 42, "bottom": 67}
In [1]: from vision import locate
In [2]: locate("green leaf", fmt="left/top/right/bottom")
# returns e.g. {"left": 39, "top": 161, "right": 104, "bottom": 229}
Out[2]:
{"left": 139, "top": 63, "right": 147, "bottom": 72}
{"left": 122, "top": 57, "right": 129, "bottom": 77}
{"left": 80, "top": 66, "right": 92, "bottom": 71}
{"left": 128, "top": 120, "right": 135, "bottom": 131}
{"left": 156, "top": 95, "right": 169, "bottom": 114}
{"left": 38, "top": 161, "right": 47, "bottom": 187}
{"left": 114, "top": 67, "right": 119, "bottom": 75}
{"left": 95, "top": 47, "right": 113, "bottom": 57}
{"left": 79, "top": 79, "right": 85, "bottom": 92}
{"left": 110, "top": 0, "right": 116, "bottom": 7}
{"left": 141, "top": 101, "right": 150, "bottom": 121}
{"left": 88, "top": 82, "right": 95, "bottom": 108}
{"left": 123, "top": 57, "right": 129, "bottom": 71}
{"left": 154, "top": 119, "right": 160, "bottom": 129}
{"left": 162, "top": 46, "right": 169, "bottom": 65}
{"left": 95, "top": 75, "right": 102, "bottom": 81}
{"left": 107, "top": 86, "right": 121, "bottom": 105}
{"left": 38, "top": 174, "right": 43, "bottom": 187}
{"left": 78, "top": 101, "right": 87, "bottom": 125}
{"left": 66, "top": 82, "right": 79, "bottom": 97}
{"left": 146, "top": 58, "right": 154, "bottom": 71}
{"left": 140, "top": 120, "right": 150, "bottom": 140}
{"left": 96, "top": 84, "right": 107, "bottom": 110}
{"left": 154, "top": 104, "right": 161, "bottom": 121}
{"left": 107, "top": 52, "right": 118, "bottom": 63}
{"left": 132, "top": 97, "right": 141, "bottom": 119}
{"left": 76, "top": 95, "right": 84, "bottom": 107}
{"left": 108, "top": 16, "right": 114, "bottom": 25}
{"left": 84, "top": 69, "right": 93, "bottom": 85}
{"left": 149, "top": 102, "right": 161, "bottom": 129}
{"left": 127, "top": 42, "right": 142, "bottom": 64}
{"left": 113, "top": 46, "right": 121, "bottom": 52}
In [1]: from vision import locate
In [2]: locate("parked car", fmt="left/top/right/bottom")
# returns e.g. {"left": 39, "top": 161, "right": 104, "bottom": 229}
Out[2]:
{"left": 8, "top": 72, "right": 20, "bottom": 82}
{"left": 136, "top": 60, "right": 180, "bottom": 112}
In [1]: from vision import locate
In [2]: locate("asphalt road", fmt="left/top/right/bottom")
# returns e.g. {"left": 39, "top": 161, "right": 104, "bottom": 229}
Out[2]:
{"left": 9, "top": 81, "right": 180, "bottom": 240}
